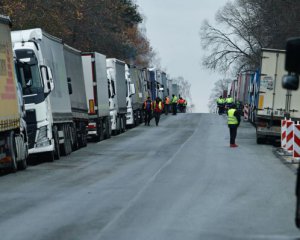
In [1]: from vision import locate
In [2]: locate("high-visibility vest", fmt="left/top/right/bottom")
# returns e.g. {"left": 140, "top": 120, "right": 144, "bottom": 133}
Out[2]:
{"left": 226, "top": 97, "right": 234, "bottom": 104}
{"left": 178, "top": 99, "right": 185, "bottom": 104}
{"left": 217, "top": 98, "right": 224, "bottom": 104}
{"left": 153, "top": 101, "right": 162, "bottom": 110}
{"left": 172, "top": 96, "right": 178, "bottom": 104}
{"left": 227, "top": 109, "right": 238, "bottom": 125}
{"left": 165, "top": 97, "right": 170, "bottom": 104}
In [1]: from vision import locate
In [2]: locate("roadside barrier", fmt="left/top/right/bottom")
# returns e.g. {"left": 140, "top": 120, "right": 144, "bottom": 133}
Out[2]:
{"left": 243, "top": 104, "right": 249, "bottom": 121}
{"left": 286, "top": 120, "right": 294, "bottom": 153}
{"left": 294, "top": 123, "right": 300, "bottom": 160}
{"left": 281, "top": 119, "right": 287, "bottom": 149}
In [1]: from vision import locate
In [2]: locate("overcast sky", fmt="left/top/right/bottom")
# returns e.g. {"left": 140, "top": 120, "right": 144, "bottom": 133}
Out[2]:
{"left": 136, "top": 0, "right": 229, "bottom": 113}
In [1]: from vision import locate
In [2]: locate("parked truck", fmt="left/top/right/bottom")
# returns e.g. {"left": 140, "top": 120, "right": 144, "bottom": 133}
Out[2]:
{"left": 63, "top": 44, "right": 88, "bottom": 148}
{"left": 81, "top": 52, "right": 111, "bottom": 141}
{"left": 125, "top": 64, "right": 136, "bottom": 127}
{"left": 106, "top": 58, "right": 127, "bottom": 134}
{"left": 255, "top": 48, "right": 292, "bottom": 144}
{"left": 0, "top": 15, "right": 28, "bottom": 170}
{"left": 12, "top": 28, "right": 73, "bottom": 161}
{"left": 126, "top": 65, "right": 145, "bottom": 127}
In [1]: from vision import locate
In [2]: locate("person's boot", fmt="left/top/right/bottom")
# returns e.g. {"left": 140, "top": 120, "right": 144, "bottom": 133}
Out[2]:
{"left": 230, "top": 144, "right": 238, "bottom": 147}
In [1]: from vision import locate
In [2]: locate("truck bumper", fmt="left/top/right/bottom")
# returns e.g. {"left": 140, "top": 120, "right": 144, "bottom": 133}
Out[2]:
{"left": 29, "top": 142, "right": 54, "bottom": 154}
{"left": 256, "top": 127, "right": 281, "bottom": 137}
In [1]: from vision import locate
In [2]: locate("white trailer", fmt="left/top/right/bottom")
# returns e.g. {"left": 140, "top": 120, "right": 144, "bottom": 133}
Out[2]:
{"left": 0, "top": 15, "right": 28, "bottom": 171}
{"left": 256, "top": 48, "right": 292, "bottom": 143}
{"left": 12, "top": 28, "right": 73, "bottom": 161}
{"left": 63, "top": 44, "right": 88, "bottom": 148}
{"left": 82, "top": 52, "right": 111, "bottom": 141}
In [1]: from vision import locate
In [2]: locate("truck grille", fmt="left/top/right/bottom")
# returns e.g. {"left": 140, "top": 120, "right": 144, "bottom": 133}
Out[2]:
{"left": 25, "top": 109, "right": 37, "bottom": 124}
{"left": 27, "top": 124, "right": 37, "bottom": 149}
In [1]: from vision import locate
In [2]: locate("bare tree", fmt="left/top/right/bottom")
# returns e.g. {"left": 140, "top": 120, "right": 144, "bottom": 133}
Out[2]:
{"left": 200, "top": 1, "right": 262, "bottom": 74}
{"left": 200, "top": 0, "right": 300, "bottom": 74}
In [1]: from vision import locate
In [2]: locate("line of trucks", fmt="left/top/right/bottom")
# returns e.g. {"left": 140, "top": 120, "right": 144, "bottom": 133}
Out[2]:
{"left": 227, "top": 47, "right": 300, "bottom": 144}
{"left": 0, "top": 15, "right": 181, "bottom": 171}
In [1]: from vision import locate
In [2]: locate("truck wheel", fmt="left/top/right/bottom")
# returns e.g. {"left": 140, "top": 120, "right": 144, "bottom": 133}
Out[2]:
{"left": 43, "top": 151, "right": 54, "bottom": 162}
{"left": 113, "top": 117, "right": 120, "bottom": 135}
{"left": 106, "top": 118, "right": 111, "bottom": 139}
{"left": 60, "top": 125, "right": 72, "bottom": 156}
{"left": 53, "top": 127, "right": 60, "bottom": 160}
{"left": 256, "top": 136, "right": 265, "bottom": 144}
{"left": 121, "top": 115, "right": 126, "bottom": 133}
{"left": 95, "top": 120, "right": 103, "bottom": 142}
{"left": 8, "top": 132, "right": 17, "bottom": 172}
{"left": 18, "top": 141, "right": 28, "bottom": 170}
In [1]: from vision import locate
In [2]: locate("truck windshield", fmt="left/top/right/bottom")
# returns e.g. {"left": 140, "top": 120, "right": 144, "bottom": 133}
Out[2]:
{"left": 15, "top": 49, "right": 43, "bottom": 95}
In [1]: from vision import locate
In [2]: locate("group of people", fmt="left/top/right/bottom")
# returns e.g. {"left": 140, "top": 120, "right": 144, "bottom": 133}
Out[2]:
{"left": 143, "top": 94, "right": 187, "bottom": 126}
{"left": 216, "top": 95, "right": 241, "bottom": 148}
{"left": 216, "top": 95, "right": 235, "bottom": 115}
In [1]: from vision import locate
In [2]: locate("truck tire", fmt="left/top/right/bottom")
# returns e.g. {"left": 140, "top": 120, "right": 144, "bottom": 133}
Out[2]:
{"left": 256, "top": 136, "right": 265, "bottom": 144}
{"left": 60, "top": 125, "right": 72, "bottom": 156}
{"left": 53, "top": 127, "right": 60, "bottom": 160}
{"left": 16, "top": 136, "right": 27, "bottom": 170}
{"left": 95, "top": 120, "right": 104, "bottom": 142}
{"left": 106, "top": 117, "right": 111, "bottom": 139}
{"left": 121, "top": 115, "right": 126, "bottom": 133}
{"left": 8, "top": 131, "right": 17, "bottom": 172}
{"left": 43, "top": 151, "right": 54, "bottom": 162}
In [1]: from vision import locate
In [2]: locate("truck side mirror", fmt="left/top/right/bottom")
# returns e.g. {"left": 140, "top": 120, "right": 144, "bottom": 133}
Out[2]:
{"left": 67, "top": 77, "right": 73, "bottom": 95}
{"left": 41, "top": 65, "right": 54, "bottom": 93}
{"left": 283, "top": 38, "right": 300, "bottom": 90}
{"left": 282, "top": 74, "right": 299, "bottom": 90}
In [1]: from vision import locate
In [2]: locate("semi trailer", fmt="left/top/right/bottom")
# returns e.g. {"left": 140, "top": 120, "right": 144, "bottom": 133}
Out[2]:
{"left": 255, "top": 48, "right": 295, "bottom": 144}
{"left": 63, "top": 44, "right": 88, "bottom": 149}
{"left": 0, "top": 15, "right": 28, "bottom": 171}
{"left": 81, "top": 52, "right": 111, "bottom": 141}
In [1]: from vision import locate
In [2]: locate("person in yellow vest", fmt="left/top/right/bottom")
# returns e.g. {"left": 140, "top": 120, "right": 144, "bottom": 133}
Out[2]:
{"left": 153, "top": 97, "right": 164, "bottom": 126}
{"left": 225, "top": 95, "right": 234, "bottom": 109}
{"left": 164, "top": 96, "right": 170, "bottom": 115}
{"left": 216, "top": 95, "right": 225, "bottom": 115}
{"left": 171, "top": 94, "right": 178, "bottom": 115}
{"left": 227, "top": 103, "right": 240, "bottom": 147}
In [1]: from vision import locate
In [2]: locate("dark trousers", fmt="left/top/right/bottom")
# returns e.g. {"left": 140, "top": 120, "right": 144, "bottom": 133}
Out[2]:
{"left": 228, "top": 124, "right": 238, "bottom": 144}
{"left": 144, "top": 110, "right": 152, "bottom": 125}
{"left": 172, "top": 103, "right": 177, "bottom": 115}
{"left": 164, "top": 104, "right": 169, "bottom": 115}
{"left": 154, "top": 111, "right": 161, "bottom": 126}
{"left": 218, "top": 105, "right": 224, "bottom": 115}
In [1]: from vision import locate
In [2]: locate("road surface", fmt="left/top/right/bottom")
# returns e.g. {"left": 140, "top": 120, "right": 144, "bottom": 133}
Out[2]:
{"left": 0, "top": 113, "right": 299, "bottom": 240}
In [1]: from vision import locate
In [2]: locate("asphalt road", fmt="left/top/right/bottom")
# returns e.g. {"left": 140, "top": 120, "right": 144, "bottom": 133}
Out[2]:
{"left": 1, "top": 113, "right": 300, "bottom": 240}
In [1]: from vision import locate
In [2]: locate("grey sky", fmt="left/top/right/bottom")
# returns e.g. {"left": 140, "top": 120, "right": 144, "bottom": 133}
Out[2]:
{"left": 136, "top": 0, "right": 229, "bottom": 113}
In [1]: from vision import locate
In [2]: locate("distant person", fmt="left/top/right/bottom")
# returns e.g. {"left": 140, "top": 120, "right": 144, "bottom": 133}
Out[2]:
{"left": 216, "top": 95, "right": 225, "bottom": 115}
{"left": 178, "top": 97, "right": 185, "bottom": 113}
{"left": 153, "top": 97, "right": 164, "bottom": 126}
{"left": 164, "top": 96, "right": 170, "bottom": 115}
{"left": 225, "top": 95, "right": 234, "bottom": 110}
{"left": 143, "top": 97, "right": 153, "bottom": 126}
{"left": 227, "top": 103, "right": 240, "bottom": 147}
{"left": 171, "top": 94, "right": 178, "bottom": 115}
